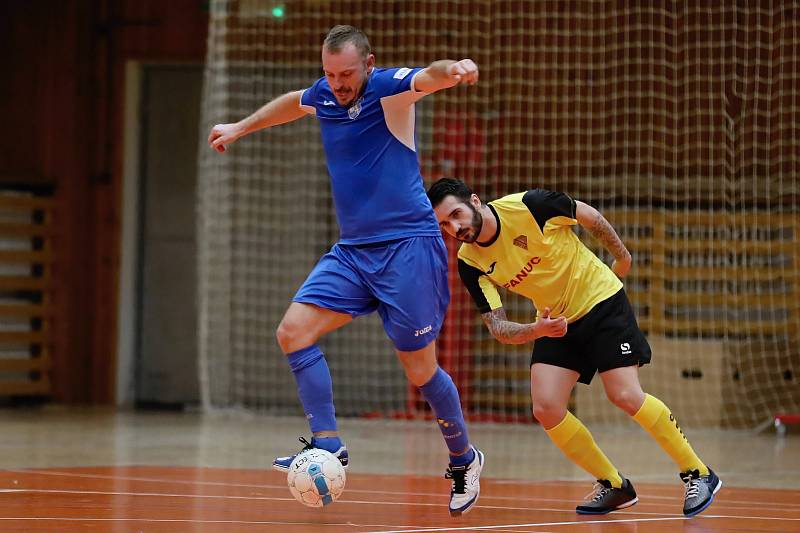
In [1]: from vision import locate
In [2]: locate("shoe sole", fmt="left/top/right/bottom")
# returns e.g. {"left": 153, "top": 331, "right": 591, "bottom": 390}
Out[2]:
{"left": 449, "top": 448, "right": 484, "bottom": 517}
{"left": 684, "top": 478, "right": 722, "bottom": 517}
{"left": 576, "top": 496, "right": 639, "bottom": 515}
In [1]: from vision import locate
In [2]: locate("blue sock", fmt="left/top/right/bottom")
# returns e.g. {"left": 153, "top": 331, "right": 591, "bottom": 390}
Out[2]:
{"left": 287, "top": 345, "right": 337, "bottom": 434}
{"left": 420, "top": 367, "right": 474, "bottom": 465}
{"left": 311, "top": 436, "right": 344, "bottom": 453}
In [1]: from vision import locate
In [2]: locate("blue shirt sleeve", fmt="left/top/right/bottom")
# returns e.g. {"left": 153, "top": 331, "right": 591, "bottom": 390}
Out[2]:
{"left": 370, "top": 67, "right": 424, "bottom": 98}
{"left": 300, "top": 77, "right": 325, "bottom": 112}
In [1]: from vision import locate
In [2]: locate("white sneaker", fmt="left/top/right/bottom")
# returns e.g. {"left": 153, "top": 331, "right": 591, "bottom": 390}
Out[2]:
{"left": 445, "top": 446, "right": 484, "bottom": 516}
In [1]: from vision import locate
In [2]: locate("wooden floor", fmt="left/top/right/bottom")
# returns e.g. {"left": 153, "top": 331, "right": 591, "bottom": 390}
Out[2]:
{"left": 1, "top": 407, "right": 799, "bottom": 532}
{"left": 2, "top": 465, "right": 799, "bottom": 532}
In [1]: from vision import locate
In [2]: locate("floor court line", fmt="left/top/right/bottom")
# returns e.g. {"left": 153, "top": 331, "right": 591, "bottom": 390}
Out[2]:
{"left": 361, "top": 515, "right": 800, "bottom": 533}
{"left": 3, "top": 467, "right": 799, "bottom": 533}
{"left": 3, "top": 484, "right": 795, "bottom": 516}
{"left": 0, "top": 517, "right": 416, "bottom": 529}
{"left": 4, "top": 471, "right": 800, "bottom": 518}
{"left": 8, "top": 467, "right": 800, "bottom": 511}
{"left": 0, "top": 487, "right": 676, "bottom": 517}
{"left": 4, "top": 487, "right": 800, "bottom": 524}
{"left": 0, "top": 514, "right": 797, "bottom": 531}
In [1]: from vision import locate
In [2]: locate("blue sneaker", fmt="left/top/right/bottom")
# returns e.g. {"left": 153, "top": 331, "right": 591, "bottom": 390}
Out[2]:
{"left": 681, "top": 468, "right": 722, "bottom": 517}
{"left": 445, "top": 446, "right": 484, "bottom": 516}
{"left": 272, "top": 436, "right": 349, "bottom": 472}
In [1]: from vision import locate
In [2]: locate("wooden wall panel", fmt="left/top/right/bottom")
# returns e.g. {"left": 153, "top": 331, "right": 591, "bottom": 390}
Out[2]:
{"left": 0, "top": 0, "right": 208, "bottom": 403}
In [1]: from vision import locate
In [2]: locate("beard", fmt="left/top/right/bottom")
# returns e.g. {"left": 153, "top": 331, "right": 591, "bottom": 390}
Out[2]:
{"left": 334, "top": 89, "right": 356, "bottom": 106}
{"left": 456, "top": 203, "right": 484, "bottom": 243}
{"left": 334, "top": 71, "right": 369, "bottom": 107}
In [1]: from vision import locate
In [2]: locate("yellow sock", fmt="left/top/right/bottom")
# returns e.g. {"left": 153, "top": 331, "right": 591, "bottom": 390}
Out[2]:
{"left": 545, "top": 411, "right": 624, "bottom": 488}
{"left": 632, "top": 394, "right": 709, "bottom": 476}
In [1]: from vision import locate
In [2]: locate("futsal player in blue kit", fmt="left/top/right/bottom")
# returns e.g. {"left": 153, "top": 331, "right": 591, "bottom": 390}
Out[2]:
{"left": 207, "top": 25, "right": 484, "bottom": 515}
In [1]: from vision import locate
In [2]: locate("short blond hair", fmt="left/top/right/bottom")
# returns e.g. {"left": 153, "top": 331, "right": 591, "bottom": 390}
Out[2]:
{"left": 323, "top": 25, "right": 371, "bottom": 59}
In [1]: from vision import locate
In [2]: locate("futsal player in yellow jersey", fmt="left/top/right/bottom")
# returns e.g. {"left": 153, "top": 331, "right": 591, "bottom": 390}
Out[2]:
{"left": 427, "top": 178, "right": 722, "bottom": 517}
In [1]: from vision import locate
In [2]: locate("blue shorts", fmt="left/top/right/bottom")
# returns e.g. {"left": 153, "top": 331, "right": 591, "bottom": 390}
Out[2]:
{"left": 293, "top": 236, "right": 450, "bottom": 351}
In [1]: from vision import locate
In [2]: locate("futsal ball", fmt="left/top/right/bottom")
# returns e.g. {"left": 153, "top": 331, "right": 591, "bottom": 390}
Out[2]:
{"left": 287, "top": 448, "right": 346, "bottom": 507}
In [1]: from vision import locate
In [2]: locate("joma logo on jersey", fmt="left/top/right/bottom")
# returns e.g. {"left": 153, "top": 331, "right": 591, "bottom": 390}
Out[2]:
{"left": 503, "top": 257, "right": 541, "bottom": 288}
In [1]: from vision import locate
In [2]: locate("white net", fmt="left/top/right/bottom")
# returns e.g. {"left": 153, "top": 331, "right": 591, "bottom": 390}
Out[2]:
{"left": 198, "top": 1, "right": 800, "bottom": 428}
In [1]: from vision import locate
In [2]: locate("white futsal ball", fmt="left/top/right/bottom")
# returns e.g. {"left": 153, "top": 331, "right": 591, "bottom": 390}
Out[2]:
{"left": 287, "top": 448, "right": 346, "bottom": 507}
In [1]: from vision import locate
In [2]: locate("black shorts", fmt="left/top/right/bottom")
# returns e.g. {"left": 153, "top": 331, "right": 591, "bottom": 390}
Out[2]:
{"left": 530, "top": 289, "right": 652, "bottom": 385}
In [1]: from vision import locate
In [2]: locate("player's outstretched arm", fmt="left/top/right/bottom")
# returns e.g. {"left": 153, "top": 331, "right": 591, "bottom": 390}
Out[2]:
{"left": 481, "top": 307, "right": 567, "bottom": 345}
{"left": 414, "top": 59, "right": 479, "bottom": 94}
{"left": 208, "top": 90, "right": 306, "bottom": 153}
{"left": 575, "top": 200, "right": 632, "bottom": 278}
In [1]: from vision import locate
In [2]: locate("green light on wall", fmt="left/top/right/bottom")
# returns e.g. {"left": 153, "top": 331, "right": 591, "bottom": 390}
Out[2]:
{"left": 272, "top": 5, "right": 285, "bottom": 18}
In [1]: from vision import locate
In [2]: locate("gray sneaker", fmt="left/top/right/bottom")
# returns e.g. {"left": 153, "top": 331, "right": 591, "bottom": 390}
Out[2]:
{"left": 575, "top": 477, "right": 638, "bottom": 515}
{"left": 681, "top": 468, "right": 722, "bottom": 517}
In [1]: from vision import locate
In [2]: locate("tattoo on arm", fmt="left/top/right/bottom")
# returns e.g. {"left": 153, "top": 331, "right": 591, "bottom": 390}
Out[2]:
{"left": 586, "top": 211, "right": 629, "bottom": 260}
{"left": 481, "top": 308, "right": 538, "bottom": 345}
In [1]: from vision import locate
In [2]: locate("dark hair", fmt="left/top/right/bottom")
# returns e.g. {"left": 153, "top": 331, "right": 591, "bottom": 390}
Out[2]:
{"left": 427, "top": 178, "right": 474, "bottom": 208}
{"left": 323, "top": 25, "right": 372, "bottom": 59}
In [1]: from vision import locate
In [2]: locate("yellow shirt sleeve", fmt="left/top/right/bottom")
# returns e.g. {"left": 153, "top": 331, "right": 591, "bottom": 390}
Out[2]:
{"left": 478, "top": 275, "right": 503, "bottom": 311}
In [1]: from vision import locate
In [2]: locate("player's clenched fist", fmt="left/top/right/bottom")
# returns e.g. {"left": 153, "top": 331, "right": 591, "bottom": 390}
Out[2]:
{"left": 448, "top": 59, "right": 479, "bottom": 85}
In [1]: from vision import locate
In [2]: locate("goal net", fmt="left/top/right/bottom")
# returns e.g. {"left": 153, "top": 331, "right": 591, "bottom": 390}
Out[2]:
{"left": 197, "top": 0, "right": 800, "bottom": 428}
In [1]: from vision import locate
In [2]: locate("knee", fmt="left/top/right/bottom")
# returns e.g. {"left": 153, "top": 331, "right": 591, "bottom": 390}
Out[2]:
{"left": 405, "top": 363, "right": 436, "bottom": 388}
{"left": 276, "top": 317, "right": 310, "bottom": 354}
{"left": 397, "top": 346, "right": 437, "bottom": 387}
{"left": 531, "top": 398, "right": 567, "bottom": 429}
{"left": 275, "top": 320, "right": 292, "bottom": 353}
{"left": 606, "top": 387, "right": 645, "bottom": 415}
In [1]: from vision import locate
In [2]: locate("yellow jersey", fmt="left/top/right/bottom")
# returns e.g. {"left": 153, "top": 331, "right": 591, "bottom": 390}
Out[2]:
{"left": 457, "top": 190, "right": 622, "bottom": 322}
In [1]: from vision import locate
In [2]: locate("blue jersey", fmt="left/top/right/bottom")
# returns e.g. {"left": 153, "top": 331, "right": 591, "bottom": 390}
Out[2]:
{"left": 300, "top": 67, "right": 441, "bottom": 245}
